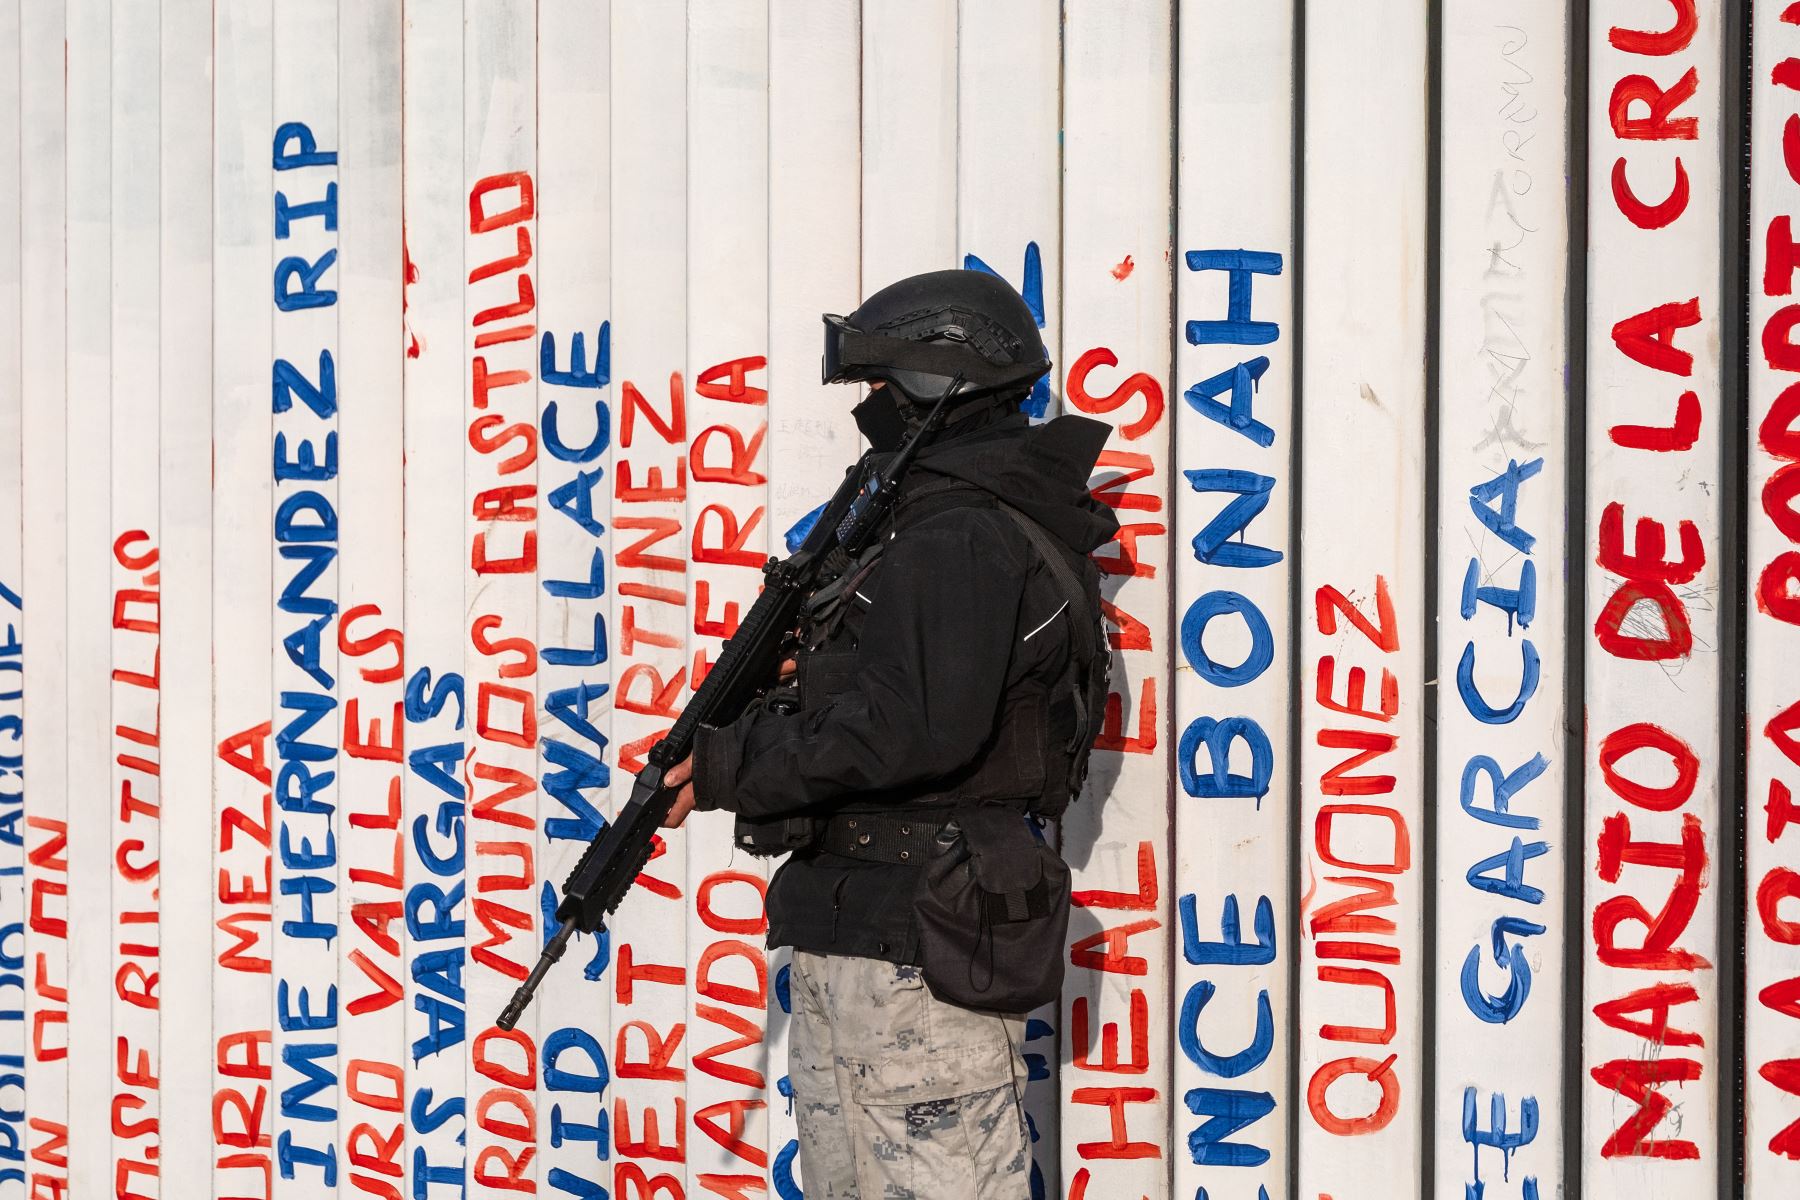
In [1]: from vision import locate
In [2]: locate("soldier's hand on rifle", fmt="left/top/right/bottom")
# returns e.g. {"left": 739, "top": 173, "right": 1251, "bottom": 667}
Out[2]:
{"left": 660, "top": 756, "right": 698, "bottom": 829}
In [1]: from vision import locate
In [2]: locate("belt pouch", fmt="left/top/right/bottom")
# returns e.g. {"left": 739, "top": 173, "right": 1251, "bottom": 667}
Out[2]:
{"left": 914, "top": 805, "right": 1070, "bottom": 1011}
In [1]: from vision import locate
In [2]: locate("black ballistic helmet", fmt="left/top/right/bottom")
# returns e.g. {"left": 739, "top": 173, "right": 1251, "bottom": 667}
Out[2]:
{"left": 822, "top": 269, "right": 1052, "bottom": 416}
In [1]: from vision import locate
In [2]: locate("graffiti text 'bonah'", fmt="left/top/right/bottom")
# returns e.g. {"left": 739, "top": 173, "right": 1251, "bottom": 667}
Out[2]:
{"left": 1174, "top": 239, "right": 1289, "bottom": 1196}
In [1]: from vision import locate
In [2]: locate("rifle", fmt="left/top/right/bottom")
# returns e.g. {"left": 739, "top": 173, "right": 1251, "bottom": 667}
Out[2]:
{"left": 497, "top": 378, "right": 963, "bottom": 1031}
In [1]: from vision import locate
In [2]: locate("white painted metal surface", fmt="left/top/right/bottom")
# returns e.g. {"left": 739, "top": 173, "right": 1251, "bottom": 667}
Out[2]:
{"left": 1058, "top": 4, "right": 1174, "bottom": 1198}
{"left": 1, "top": 7, "right": 1790, "bottom": 1198}
{"left": 400, "top": 0, "right": 469, "bottom": 1192}
{"left": 534, "top": 2, "right": 615, "bottom": 1195}
{"left": 608, "top": 4, "right": 690, "bottom": 1195}
{"left": 0, "top": 4, "right": 24, "bottom": 1193}
{"left": 337, "top": 4, "right": 408, "bottom": 1192}
{"left": 462, "top": 2, "right": 541, "bottom": 1192}
{"left": 861, "top": 0, "right": 957, "bottom": 299}
{"left": 1171, "top": 5, "right": 1294, "bottom": 1198}
{"left": 18, "top": 2, "right": 70, "bottom": 1194}
{"left": 212, "top": 1, "right": 276, "bottom": 1194}
{"left": 64, "top": 3, "right": 114, "bottom": 1190}
{"left": 157, "top": 3, "right": 214, "bottom": 1195}
{"left": 958, "top": 0, "right": 1059, "bottom": 425}
{"left": 1746, "top": 0, "right": 1800, "bottom": 1193}
{"left": 686, "top": 4, "right": 774, "bottom": 1197}
{"left": 1297, "top": 4, "right": 1429, "bottom": 1198}
{"left": 109, "top": 3, "right": 162, "bottom": 1190}
{"left": 1434, "top": 7, "right": 1572, "bottom": 1200}
{"left": 270, "top": 4, "right": 343, "bottom": 1190}
{"left": 1583, "top": 4, "right": 1724, "bottom": 1195}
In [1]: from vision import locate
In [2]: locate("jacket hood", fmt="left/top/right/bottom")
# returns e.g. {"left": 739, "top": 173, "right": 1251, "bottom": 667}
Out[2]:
{"left": 911, "top": 411, "right": 1120, "bottom": 554}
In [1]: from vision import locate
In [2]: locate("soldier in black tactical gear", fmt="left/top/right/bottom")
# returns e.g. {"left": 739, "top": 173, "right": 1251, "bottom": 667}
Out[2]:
{"left": 660, "top": 269, "right": 1116, "bottom": 1199}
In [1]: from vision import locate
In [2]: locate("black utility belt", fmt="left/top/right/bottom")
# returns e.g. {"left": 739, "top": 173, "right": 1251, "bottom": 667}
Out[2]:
{"left": 819, "top": 813, "right": 947, "bottom": 864}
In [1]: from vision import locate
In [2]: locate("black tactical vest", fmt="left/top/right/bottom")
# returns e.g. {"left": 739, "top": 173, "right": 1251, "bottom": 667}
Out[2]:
{"left": 790, "top": 476, "right": 1084, "bottom": 822}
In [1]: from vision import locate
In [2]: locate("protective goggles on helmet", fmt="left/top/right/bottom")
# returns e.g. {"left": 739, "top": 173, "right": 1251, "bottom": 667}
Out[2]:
{"left": 820, "top": 313, "right": 872, "bottom": 385}
{"left": 821, "top": 312, "right": 1050, "bottom": 393}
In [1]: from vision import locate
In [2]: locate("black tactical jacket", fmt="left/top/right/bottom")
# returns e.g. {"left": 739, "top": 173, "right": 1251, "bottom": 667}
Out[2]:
{"left": 691, "top": 407, "right": 1118, "bottom": 964}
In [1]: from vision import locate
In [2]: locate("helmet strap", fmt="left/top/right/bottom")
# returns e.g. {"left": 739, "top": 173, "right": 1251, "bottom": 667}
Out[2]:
{"left": 893, "top": 383, "right": 1011, "bottom": 440}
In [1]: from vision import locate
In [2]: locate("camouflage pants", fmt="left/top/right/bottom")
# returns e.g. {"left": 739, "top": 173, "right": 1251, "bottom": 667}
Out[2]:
{"left": 788, "top": 950, "right": 1031, "bottom": 1199}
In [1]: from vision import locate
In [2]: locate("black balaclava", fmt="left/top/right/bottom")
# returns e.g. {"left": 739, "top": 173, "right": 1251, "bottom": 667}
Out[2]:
{"left": 851, "top": 378, "right": 1028, "bottom": 453}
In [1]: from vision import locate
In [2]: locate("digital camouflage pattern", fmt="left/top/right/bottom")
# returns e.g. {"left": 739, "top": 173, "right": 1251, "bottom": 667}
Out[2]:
{"left": 788, "top": 950, "right": 1031, "bottom": 1198}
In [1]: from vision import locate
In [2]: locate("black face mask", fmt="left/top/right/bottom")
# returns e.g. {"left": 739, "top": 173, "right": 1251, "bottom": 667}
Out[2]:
{"left": 851, "top": 387, "right": 910, "bottom": 452}
{"left": 852, "top": 381, "right": 1014, "bottom": 453}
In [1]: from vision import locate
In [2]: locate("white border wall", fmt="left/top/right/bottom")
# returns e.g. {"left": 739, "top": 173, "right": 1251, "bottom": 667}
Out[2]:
{"left": 1582, "top": 4, "right": 1726, "bottom": 1195}
{"left": 157, "top": 2, "right": 214, "bottom": 1194}
{"left": 608, "top": 5, "right": 691, "bottom": 1196}
{"left": 1297, "top": 5, "right": 1430, "bottom": 1198}
{"left": 1171, "top": 4, "right": 1295, "bottom": 1198}
{"left": 1057, "top": 4, "right": 1175, "bottom": 1198}
{"left": 1434, "top": 6, "right": 1572, "bottom": 1200}
{"left": 0, "top": 7, "right": 1788, "bottom": 1198}
{"left": 1746, "top": 0, "right": 1800, "bottom": 1193}
{"left": 534, "top": 2, "right": 616, "bottom": 1196}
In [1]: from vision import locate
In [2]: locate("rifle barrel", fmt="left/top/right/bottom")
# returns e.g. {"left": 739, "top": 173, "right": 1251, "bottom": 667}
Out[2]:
{"left": 497, "top": 921, "right": 576, "bottom": 1031}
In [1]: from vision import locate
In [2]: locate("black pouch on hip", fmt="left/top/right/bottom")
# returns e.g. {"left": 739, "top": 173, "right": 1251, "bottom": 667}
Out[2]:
{"left": 914, "top": 806, "right": 1071, "bottom": 1012}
